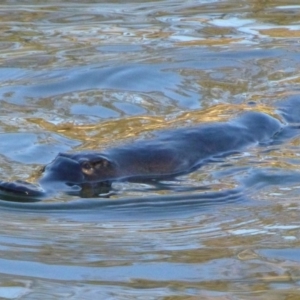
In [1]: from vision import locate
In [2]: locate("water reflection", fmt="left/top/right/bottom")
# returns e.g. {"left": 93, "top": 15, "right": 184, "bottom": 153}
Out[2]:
{"left": 1, "top": 0, "right": 300, "bottom": 298}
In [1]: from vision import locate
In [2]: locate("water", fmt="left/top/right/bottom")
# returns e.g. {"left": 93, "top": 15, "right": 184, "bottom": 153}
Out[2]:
{"left": 1, "top": 0, "right": 300, "bottom": 298}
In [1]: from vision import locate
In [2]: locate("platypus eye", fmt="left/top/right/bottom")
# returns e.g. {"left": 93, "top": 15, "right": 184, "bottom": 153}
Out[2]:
{"left": 81, "top": 161, "right": 92, "bottom": 171}
{"left": 80, "top": 156, "right": 117, "bottom": 179}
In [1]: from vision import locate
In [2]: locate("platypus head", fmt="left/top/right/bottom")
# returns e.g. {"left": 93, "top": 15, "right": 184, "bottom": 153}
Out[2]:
{"left": 77, "top": 154, "right": 118, "bottom": 182}
{"left": 43, "top": 152, "right": 118, "bottom": 184}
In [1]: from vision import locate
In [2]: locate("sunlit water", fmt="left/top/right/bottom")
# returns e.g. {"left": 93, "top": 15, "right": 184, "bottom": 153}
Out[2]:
{"left": 1, "top": 0, "right": 300, "bottom": 299}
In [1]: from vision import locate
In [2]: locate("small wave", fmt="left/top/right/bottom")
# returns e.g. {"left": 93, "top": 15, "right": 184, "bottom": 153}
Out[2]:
{"left": 0, "top": 188, "right": 245, "bottom": 220}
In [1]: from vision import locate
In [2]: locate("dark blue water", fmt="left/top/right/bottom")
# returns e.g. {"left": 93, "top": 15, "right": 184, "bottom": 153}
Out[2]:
{"left": 1, "top": 0, "right": 300, "bottom": 299}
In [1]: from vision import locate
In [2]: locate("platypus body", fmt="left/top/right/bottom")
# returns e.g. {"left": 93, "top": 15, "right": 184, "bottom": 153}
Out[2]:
{"left": 0, "top": 111, "right": 285, "bottom": 201}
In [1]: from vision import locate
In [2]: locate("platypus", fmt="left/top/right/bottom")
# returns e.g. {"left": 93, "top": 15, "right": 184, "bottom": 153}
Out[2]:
{"left": 0, "top": 111, "right": 284, "bottom": 201}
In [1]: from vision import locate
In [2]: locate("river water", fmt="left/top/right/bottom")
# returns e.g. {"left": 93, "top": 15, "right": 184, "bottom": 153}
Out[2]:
{"left": 1, "top": 0, "right": 300, "bottom": 299}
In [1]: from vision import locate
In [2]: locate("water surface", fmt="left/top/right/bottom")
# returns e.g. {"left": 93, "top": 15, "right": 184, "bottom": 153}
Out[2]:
{"left": 1, "top": 0, "right": 300, "bottom": 299}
